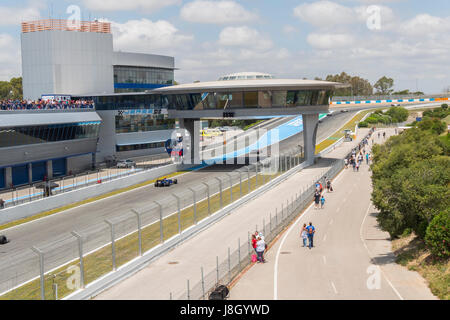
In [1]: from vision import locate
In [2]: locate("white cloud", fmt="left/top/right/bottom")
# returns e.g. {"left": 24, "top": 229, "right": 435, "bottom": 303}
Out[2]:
{"left": 82, "top": 0, "right": 181, "bottom": 12}
{"left": 399, "top": 14, "right": 450, "bottom": 37}
{"left": 218, "top": 26, "right": 273, "bottom": 51}
{"left": 0, "top": 34, "right": 20, "bottom": 80}
{"left": 307, "top": 33, "right": 354, "bottom": 49}
{"left": 0, "top": 2, "right": 42, "bottom": 26}
{"left": 180, "top": 0, "right": 257, "bottom": 24}
{"left": 294, "top": 1, "right": 355, "bottom": 28}
{"left": 111, "top": 19, "right": 194, "bottom": 54}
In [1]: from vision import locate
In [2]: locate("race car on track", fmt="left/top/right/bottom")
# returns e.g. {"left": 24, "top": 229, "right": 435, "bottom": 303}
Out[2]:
{"left": 154, "top": 177, "right": 178, "bottom": 187}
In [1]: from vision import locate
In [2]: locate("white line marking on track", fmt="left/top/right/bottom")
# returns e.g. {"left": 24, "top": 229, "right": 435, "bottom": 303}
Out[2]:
{"left": 331, "top": 281, "right": 338, "bottom": 294}
{"left": 360, "top": 202, "right": 404, "bottom": 300}
{"left": 323, "top": 234, "right": 327, "bottom": 242}
{"left": 329, "top": 219, "right": 334, "bottom": 225}
{"left": 323, "top": 256, "right": 327, "bottom": 264}
{"left": 273, "top": 201, "right": 316, "bottom": 300}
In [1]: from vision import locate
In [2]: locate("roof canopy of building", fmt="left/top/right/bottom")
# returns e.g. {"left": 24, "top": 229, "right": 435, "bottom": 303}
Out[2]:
{"left": 0, "top": 111, "right": 102, "bottom": 128}
{"left": 218, "top": 72, "right": 275, "bottom": 81}
{"left": 113, "top": 51, "right": 175, "bottom": 70}
{"left": 153, "top": 78, "right": 347, "bottom": 94}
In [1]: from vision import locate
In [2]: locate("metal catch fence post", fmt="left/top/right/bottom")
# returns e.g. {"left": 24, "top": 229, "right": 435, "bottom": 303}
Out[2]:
{"left": 131, "top": 210, "right": 142, "bottom": 256}
{"left": 228, "top": 247, "right": 231, "bottom": 283}
{"left": 247, "top": 166, "right": 251, "bottom": 192}
{"left": 255, "top": 163, "right": 258, "bottom": 187}
{"left": 201, "top": 267, "right": 205, "bottom": 300}
{"left": 226, "top": 173, "right": 233, "bottom": 202}
{"left": 188, "top": 187, "right": 197, "bottom": 225}
{"left": 172, "top": 194, "right": 182, "bottom": 234}
{"left": 215, "top": 177, "right": 223, "bottom": 208}
{"left": 71, "top": 231, "right": 85, "bottom": 288}
{"left": 202, "top": 183, "right": 211, "bottom": 216}
{"left": 216, "top": 256, "right": 219, "bottom": 286}
{"left": 238, "top": 238, "right": 241, "bottom": 272}
{"left": 187, "top": 280, "right": 190, "bottom": 300}
{"left": 105, "top": 220, "right": 116, "bottom": 271}
{"left": 31, "top": 246, "right": 45, "bottom": 300}
{"left": 154, "top": 201, "right": 164, "bottom": 243}
{"left": 239, "top": 171, "right": 242, "bottom": 197}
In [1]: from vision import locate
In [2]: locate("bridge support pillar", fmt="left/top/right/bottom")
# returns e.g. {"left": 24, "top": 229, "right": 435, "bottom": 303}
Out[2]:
{"left": 179, "top": 118, "right": 201, "bottom": 165}
{"left": 302, "top": 114, "right": 319, "bottom": 166}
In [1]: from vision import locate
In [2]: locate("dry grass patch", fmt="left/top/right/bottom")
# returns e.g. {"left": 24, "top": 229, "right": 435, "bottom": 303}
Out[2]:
{"left": 392, "top": 233, "right": 449, "bottom": 300}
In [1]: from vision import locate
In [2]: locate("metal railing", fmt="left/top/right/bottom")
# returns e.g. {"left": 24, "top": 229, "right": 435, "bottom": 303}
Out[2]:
{"left": 0, "top": 154, "right": 171, "bottom": 209}
{"left": 0, "top": 146, "right": 304, "bottom": 300}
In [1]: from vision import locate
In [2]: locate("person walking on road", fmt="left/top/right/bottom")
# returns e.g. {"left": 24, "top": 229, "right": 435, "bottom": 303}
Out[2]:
{"left": 314, "top": 191, "right": 321, "bottom": 209}
{"left": 344, "top": 158, "right": 348, "bottom": 169}
{"left": 352, "top": 159, "right": 356, "bottom": 171}
{"left": 383, "top": 131, "right": 386, "bottom": 139}
{"left": 356, "top": 161, "right": 360, "bottom": 172}
{"left": 256, "top": 236, "right": 266, "bottom": 263}
{"left": 365, "top": 152, "right": 370, "bottom": 165}
{"left": 320, "top": 195, "right": 325, "bottom": 209}
{"left": 301, "top": 224, "right": 308, "bottom": 247}
{"left": 306, "top": 222, "right": 315, "bottom": 249}
{"left": 326, "top": 179, "right": 333, "bottom": 192}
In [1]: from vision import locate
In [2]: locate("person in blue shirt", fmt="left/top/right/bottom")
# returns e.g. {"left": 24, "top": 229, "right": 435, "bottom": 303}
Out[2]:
{"left": 366, "top": 152, "right": 370, "bottom": 165}
{"left": 306, "top": 222, "right": 315, "bottom": 249}
{"left": 320, "top": 196, "right": 325, "bottom": 209}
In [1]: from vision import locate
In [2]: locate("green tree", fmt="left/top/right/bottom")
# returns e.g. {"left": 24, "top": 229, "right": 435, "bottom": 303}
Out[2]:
{"left": 425, "top": 209, "right": 450, "bottom": 259}
{"left": 325, "top": 72, "right": 373, "bottom": 96}
{"left": 0, "top": 77, "right": 22, "bottom": 100}
{"left": 386, "top": 106, "right": 409, "bottom": 123}
{"left": 371, "top": 129, "right": 450, "bottom": 239}
{"left": 374, "top": 76, "right": 394, "bottom": 95}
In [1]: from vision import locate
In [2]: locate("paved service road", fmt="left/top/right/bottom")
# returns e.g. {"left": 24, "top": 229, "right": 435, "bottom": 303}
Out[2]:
{"left": 230, "top": 129, "right": 436, "bottom": 300}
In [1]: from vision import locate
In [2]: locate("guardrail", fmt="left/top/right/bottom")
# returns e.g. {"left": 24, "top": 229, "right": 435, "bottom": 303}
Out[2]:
{"left": 0, "top": 147, "right": 304, "bottom": 300}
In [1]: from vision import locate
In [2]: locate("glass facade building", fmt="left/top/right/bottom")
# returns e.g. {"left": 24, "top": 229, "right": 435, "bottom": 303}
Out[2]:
{"left": 0, "top": 122, "right": 101, "bottom": 148}
{"left": 116, "top": 141, "right": 165, "bottom": 152}
{"left": 89, "top": 89, "right": 332, "bottom": 111}
{"left": 114, "top": 66, "right": 174, "bottom": 93}
{"left": 115, "top": 114, "right": 175, "bottom": 134}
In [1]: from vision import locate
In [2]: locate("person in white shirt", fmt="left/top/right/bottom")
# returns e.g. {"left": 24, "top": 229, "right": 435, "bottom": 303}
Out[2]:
{"left": 255, "top": 237, "right": 266, "bottom": 263}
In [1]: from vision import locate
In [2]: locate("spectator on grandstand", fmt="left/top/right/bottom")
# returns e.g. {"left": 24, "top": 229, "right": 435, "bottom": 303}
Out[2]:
{"left": 0, "top": 99, "right": 94, "bottom": 110}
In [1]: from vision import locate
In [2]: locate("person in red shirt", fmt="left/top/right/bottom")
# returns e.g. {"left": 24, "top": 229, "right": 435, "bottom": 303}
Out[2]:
{"left": 251, "top": 234, "right": 257, "bottom": 253}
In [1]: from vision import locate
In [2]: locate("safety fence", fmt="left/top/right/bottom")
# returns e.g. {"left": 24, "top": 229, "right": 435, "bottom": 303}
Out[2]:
{"left": 172, "top": 129, "right": 377, "bottom": 300}
{"left": 0, "top": 154, "right": 171, "bottom": 209}
{"left": 0, "top": 146, "right": 304, "bottom": 300}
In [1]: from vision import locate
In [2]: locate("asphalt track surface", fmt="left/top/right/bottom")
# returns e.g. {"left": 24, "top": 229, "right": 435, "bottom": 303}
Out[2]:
{"left": 0, "top": 111, "right": 356, "bottom": 277}
{"left": 230, "top": 129, "right": 436, "bottom": 300}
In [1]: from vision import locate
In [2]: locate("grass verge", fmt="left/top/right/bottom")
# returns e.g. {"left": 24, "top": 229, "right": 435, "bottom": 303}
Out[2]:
{"left": 392, "top": 233, "right": 449, "bottom": 300}
{"left": 315, "top": 110, "right": 372, "bottom": 154}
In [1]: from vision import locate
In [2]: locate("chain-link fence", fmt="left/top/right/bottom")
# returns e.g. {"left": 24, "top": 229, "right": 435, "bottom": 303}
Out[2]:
{"left": 0, "top": 153, "right": 171, "bottom": 209}
{"left": 0, "top": 146, "right": 305, "bottom": 300}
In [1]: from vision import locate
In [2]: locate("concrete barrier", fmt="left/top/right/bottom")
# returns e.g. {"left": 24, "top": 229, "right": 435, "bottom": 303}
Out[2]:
{"left": 0, "top": 164, "right": 178, "bottom": 225}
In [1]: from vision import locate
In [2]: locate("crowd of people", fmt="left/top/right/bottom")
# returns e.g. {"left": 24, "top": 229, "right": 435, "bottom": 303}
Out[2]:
{"left": 248, "top": 128, "right": 380, "bottom": 262}
{"left": 344, "top": 129, "right": 377, "bottom": 172}
{"left": 0, "top": 99, "right": 95, "bottom": 110}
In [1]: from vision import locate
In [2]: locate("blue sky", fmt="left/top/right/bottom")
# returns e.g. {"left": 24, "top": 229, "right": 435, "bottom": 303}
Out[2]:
{"left": 0, "top": 0, "right": 449, "bottom": 93}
